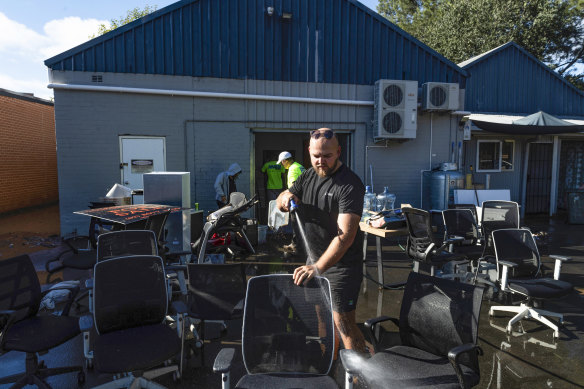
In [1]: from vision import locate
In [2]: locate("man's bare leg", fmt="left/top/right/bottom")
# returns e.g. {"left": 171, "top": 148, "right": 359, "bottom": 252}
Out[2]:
{"left": 333, "top": 310, "right": 367, "bottom": 353}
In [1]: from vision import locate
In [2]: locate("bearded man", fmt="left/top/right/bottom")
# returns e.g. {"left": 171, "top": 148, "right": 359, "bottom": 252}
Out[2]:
{"left": 276, "top": 128, "right": 368, "bottom": 354}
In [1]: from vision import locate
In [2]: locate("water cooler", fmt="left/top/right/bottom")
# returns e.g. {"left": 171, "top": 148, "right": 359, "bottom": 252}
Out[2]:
{"left": 143, "top": 172, "right": 191, "bottom": 255}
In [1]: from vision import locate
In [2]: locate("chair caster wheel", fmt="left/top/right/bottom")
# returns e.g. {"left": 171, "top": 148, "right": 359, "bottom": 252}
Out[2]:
{"left": 85, "top": 358, "right": 93, "bottom": 369}
{"left": 173, "top": 371, "right": 181, "bottom": 381}
{"left": 78, "top": 371, "right": 86, "bottom": 386}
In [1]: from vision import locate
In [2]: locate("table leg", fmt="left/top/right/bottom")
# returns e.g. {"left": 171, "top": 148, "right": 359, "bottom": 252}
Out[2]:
{"left": 376, "top": 236, "right": 383, "bottom": 288}
{"left": 362, "top": 231, "right": 368, "bottom": 294}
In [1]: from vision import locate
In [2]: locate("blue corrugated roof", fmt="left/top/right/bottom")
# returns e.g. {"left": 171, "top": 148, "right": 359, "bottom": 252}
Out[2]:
{"left": 44, "top": 0, "right": 466, "bottom": 86}
{"left": 460, "top": 41, "right": 584, "bottom": 117}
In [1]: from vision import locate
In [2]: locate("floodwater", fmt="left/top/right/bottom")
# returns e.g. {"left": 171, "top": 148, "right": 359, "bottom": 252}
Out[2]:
{"left": 1, "top": 204, "right": 583, "bottom": 388}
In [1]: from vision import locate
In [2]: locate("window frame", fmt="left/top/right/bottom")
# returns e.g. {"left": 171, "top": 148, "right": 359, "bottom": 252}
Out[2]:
{"left": 476, "top": 139, "right": 502, "bottom": 173}
{"left": 501, "top": 139, "right": 515, "bottom": 172}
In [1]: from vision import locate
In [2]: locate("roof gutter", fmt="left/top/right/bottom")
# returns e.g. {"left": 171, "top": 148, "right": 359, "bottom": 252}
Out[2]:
{"left": 47, "top": 83, "right": 375, "bottom": 106}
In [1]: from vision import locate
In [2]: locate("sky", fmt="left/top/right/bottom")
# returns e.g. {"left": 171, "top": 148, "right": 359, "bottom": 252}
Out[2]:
{"left": 0, "top": 0, "right": 379, "bottom": 100}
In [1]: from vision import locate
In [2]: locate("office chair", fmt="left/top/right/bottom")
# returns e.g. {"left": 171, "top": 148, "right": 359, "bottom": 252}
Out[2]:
{"left": 402, "top": 207, "right": 468, "bottom": 277}
{"left": 90, "top": 255, "right": 182, "bottom": 388}
{"left": 173, "top": 263, "right": 247, "bottom": 366}
{"left": 480, "top": 201, "right": 520, "bottom": 258}
{"left": 0, "top": 255, "right": 84, "bottom": 388}
{"left": 341, "top": 271, "right": 484, "bottom": 389}
{"left": 488, "top": 229, "right": 572, "bottom": 338}
{"left": 81, "top": 230, "right": 160, "bottom": 368}
{"left": 213, "top": 274, "right": 338, "bottom": 389}
{"left": 442, "top": 209, "right": 483, "bottom": 261}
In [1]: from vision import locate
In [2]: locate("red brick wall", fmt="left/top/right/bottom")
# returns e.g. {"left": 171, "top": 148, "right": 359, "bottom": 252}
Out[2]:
{"left": 0, "top": 95, "right": 58, "bottom": 214}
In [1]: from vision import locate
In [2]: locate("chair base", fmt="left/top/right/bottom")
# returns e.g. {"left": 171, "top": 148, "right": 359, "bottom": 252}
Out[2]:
{"left": 0, "top": 352, "right": 83, "bottom": 389}
{"left": 92, "top": 366, "right": 179, "bottom": 389}
{"left": 489, "top": 302, "right": 563, "bottom": 338}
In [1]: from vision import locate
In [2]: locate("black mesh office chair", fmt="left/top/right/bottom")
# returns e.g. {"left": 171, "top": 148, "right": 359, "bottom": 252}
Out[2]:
{"left": 171, "top": 263, "right": 246, "bottom": 366}
{"left": 0, "top": 255, "right": 84, "bottom": 388}
{"left": 480, "top": 201, "right": 520, "bottom": 257}
{"left": 80, "top": 230, "right": 160, "bottom": 368}
{"left": 403, "top": 207, "right": 468, "bottom": 276}
{"left": 90, "top": 255, "right": 181, "bottom": 388}
{"left": 341, "top": 272, "right": 484, "bottom": 389}
{"left": 442, "top": 209, "right": 483, "bottom": 261}
{"left": 213, "top": 275, "right": 338, "bottom": 389}
{"left": 488, "top": 229, "right": 572, "bottom": 338}
{"left": 96, "top": 230, "right": 158, "bottom": 260}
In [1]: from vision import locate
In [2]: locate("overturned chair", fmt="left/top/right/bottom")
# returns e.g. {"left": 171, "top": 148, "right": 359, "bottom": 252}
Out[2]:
{"left": 213, "top": 274, "right": 338, "bottom": 389}
{"left": 192, "top": 192, "right": 259, "bottom": 263}
{"left": 341, "top": 272, "right": 484, "bottom": 389}
{"left": 488, "top": 228, "right": 572, "bottom": 339}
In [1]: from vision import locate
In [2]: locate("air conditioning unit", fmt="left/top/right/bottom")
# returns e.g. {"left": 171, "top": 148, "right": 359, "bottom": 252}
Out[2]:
{"left": 422, "top": 82, "right": 459, "bottom": 111}
{"left": 374, "top": 80, "right": 418, "bottom": 139}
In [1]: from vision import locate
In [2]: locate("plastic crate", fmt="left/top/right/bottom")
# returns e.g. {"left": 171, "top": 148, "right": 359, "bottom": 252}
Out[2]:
{"left": 568, "top": 192, "right": 584, "bottom": 224}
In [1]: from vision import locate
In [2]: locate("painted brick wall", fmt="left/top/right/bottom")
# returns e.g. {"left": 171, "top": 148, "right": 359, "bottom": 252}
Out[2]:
{"left": 0, "top": 94, "right": 57, "bottom": 214}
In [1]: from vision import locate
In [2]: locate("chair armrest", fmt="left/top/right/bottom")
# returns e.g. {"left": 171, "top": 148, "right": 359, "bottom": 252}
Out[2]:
{"left": 213, "top": 348, "right": 235, "bottom": 374}
{"left": 550, "top": 255, "right": 571, "bottom": 280}
{"left": 497, "top": 260, "right": 517, "bottom": 268}
{"left": 448, "top": 343, "right": 482, "bottom": 389}
{"left": 0, "top": 310, "right": 17, "bottom": 348}
{"left": 498, "top": 261, "right": 517, "bottom": 290}
{"left": 340, "top": 349, "right": 366, "bottom": 375}
{"left": 364, "top": 316, "right": 398, "bottom": 351}
{"left": 78, "top": 315, "right": 94, "bottom": 332}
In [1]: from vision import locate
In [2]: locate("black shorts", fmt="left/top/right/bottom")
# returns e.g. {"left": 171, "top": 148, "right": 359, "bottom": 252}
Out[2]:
{"left": 323, "top": 261, "right": 363, "bottom": 313}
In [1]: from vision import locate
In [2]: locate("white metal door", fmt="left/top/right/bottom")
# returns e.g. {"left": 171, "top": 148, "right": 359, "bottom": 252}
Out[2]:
{"left": 120, "top": 137, "right": 166, "bottom": 190}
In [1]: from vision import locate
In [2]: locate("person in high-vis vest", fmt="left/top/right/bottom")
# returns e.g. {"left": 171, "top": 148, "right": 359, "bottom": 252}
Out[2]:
{"left": 277, "top": 151, "right": 305, "bottom": 252}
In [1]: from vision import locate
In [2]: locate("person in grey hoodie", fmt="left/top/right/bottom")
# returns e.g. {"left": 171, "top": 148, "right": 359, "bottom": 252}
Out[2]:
{"left": 214, "top": 163, "right": 242, "bottom": 208}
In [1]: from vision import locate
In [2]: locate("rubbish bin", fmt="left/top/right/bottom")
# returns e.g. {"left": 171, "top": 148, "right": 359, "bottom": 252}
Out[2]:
{"left": 567, "top": 191, "right": 584, "bottom": 224}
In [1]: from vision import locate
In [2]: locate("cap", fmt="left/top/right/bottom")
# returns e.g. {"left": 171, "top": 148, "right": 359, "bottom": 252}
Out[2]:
{"left": 277, "top": 151, "right": 292, "bottom": 165}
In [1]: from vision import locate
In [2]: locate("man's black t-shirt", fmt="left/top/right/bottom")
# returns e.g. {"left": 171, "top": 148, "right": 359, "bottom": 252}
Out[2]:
{"left": 289, "top": 163, "right": 365, "bottom": 268}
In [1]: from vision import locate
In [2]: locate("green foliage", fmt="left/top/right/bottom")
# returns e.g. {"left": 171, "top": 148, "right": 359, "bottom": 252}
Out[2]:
{"left": 91, "top": 5, "right": 158, "bottom": 38}
{"left": 377, "top": 0, "right": 584, "bottom": 88}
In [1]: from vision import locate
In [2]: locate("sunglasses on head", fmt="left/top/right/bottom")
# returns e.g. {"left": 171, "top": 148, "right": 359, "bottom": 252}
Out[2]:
{"left": 310, "top": 129, "right": 334, "bottom": 139}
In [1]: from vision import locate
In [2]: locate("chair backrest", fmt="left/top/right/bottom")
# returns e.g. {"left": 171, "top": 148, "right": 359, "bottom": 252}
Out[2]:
{"left": 492, "top": 229, "right": 540, "bottom": 279}
{"left": 144, "top": 211, "right": 170, "bottom": 243}
{"left": 186, "top": 263, "right": 247, "bottom": 320}
{"left": 442, "top": 209, "right": 479, "bottom": 245}
{"left": 481, "top": 201, "right": 520, "bottom": 255}
{"left": 0, "top": 255, "right": 41, "bottom": 323}
{"left": 93, "top": 255, "right": 167, "bottom": 335}
{"left": 451, "top": 204, "right": 479, "bottom": 224}
{"left": 399, "top": 272, "right": 484, "bottom": 373}
{"left": 242, "top": 275, "right": 334, "bottom": 376}
{"left": 403, "top": 207, "right": 434, "bottom": 261}
{"left": 96, "top": 230, "right": 158, "bottom": 261}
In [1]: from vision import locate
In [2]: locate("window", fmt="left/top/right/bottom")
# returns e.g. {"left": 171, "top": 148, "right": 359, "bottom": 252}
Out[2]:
{"left": 476, "top": 140, "right": 515, "bottom": 172}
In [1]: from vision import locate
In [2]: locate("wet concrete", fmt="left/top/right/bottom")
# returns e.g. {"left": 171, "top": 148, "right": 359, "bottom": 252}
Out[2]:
{"left": 1, "top": 210, "right": 583, "bottom": 388}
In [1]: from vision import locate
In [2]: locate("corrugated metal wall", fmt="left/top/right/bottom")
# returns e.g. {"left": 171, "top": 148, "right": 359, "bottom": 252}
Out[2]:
{"left": 45, "top": 0, "right": 465, "bottom": 86}
{"left": 463, "top": 43, "right": 584, "bottom": 116}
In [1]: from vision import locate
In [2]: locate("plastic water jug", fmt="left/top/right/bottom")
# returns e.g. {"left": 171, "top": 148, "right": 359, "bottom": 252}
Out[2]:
{"left": 376, "top": 187, "right": 397, "bottom": 211}
{"left": 363, "top": 186, "right": 377, "bottom": 212}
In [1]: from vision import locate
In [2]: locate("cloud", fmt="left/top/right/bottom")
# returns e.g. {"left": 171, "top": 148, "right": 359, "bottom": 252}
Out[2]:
{"left": 0, "top": 12, "right": 107, "bottom": 98}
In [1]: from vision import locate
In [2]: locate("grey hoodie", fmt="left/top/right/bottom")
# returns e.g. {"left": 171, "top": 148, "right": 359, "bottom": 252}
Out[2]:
{"left": 214, "top": 163, "right": 242, "bottom": 201}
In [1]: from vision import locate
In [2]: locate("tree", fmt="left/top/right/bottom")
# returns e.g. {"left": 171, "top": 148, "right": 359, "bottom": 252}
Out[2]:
{"left": 91, "top": 5, "right": 158, "bottom": 38}
{"left": 377, "top": 0, "right": 584, "bottom": 90}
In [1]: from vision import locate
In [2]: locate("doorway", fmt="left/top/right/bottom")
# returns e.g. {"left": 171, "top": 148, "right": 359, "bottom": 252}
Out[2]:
{"left": 525, "top": 142, "right": 553, "bottom": 214}
{"left": 120, "top": 136, "right": 166, "bottom": 203}
{"left": 253, "top": 131, "right": 351, "bottom": 224}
